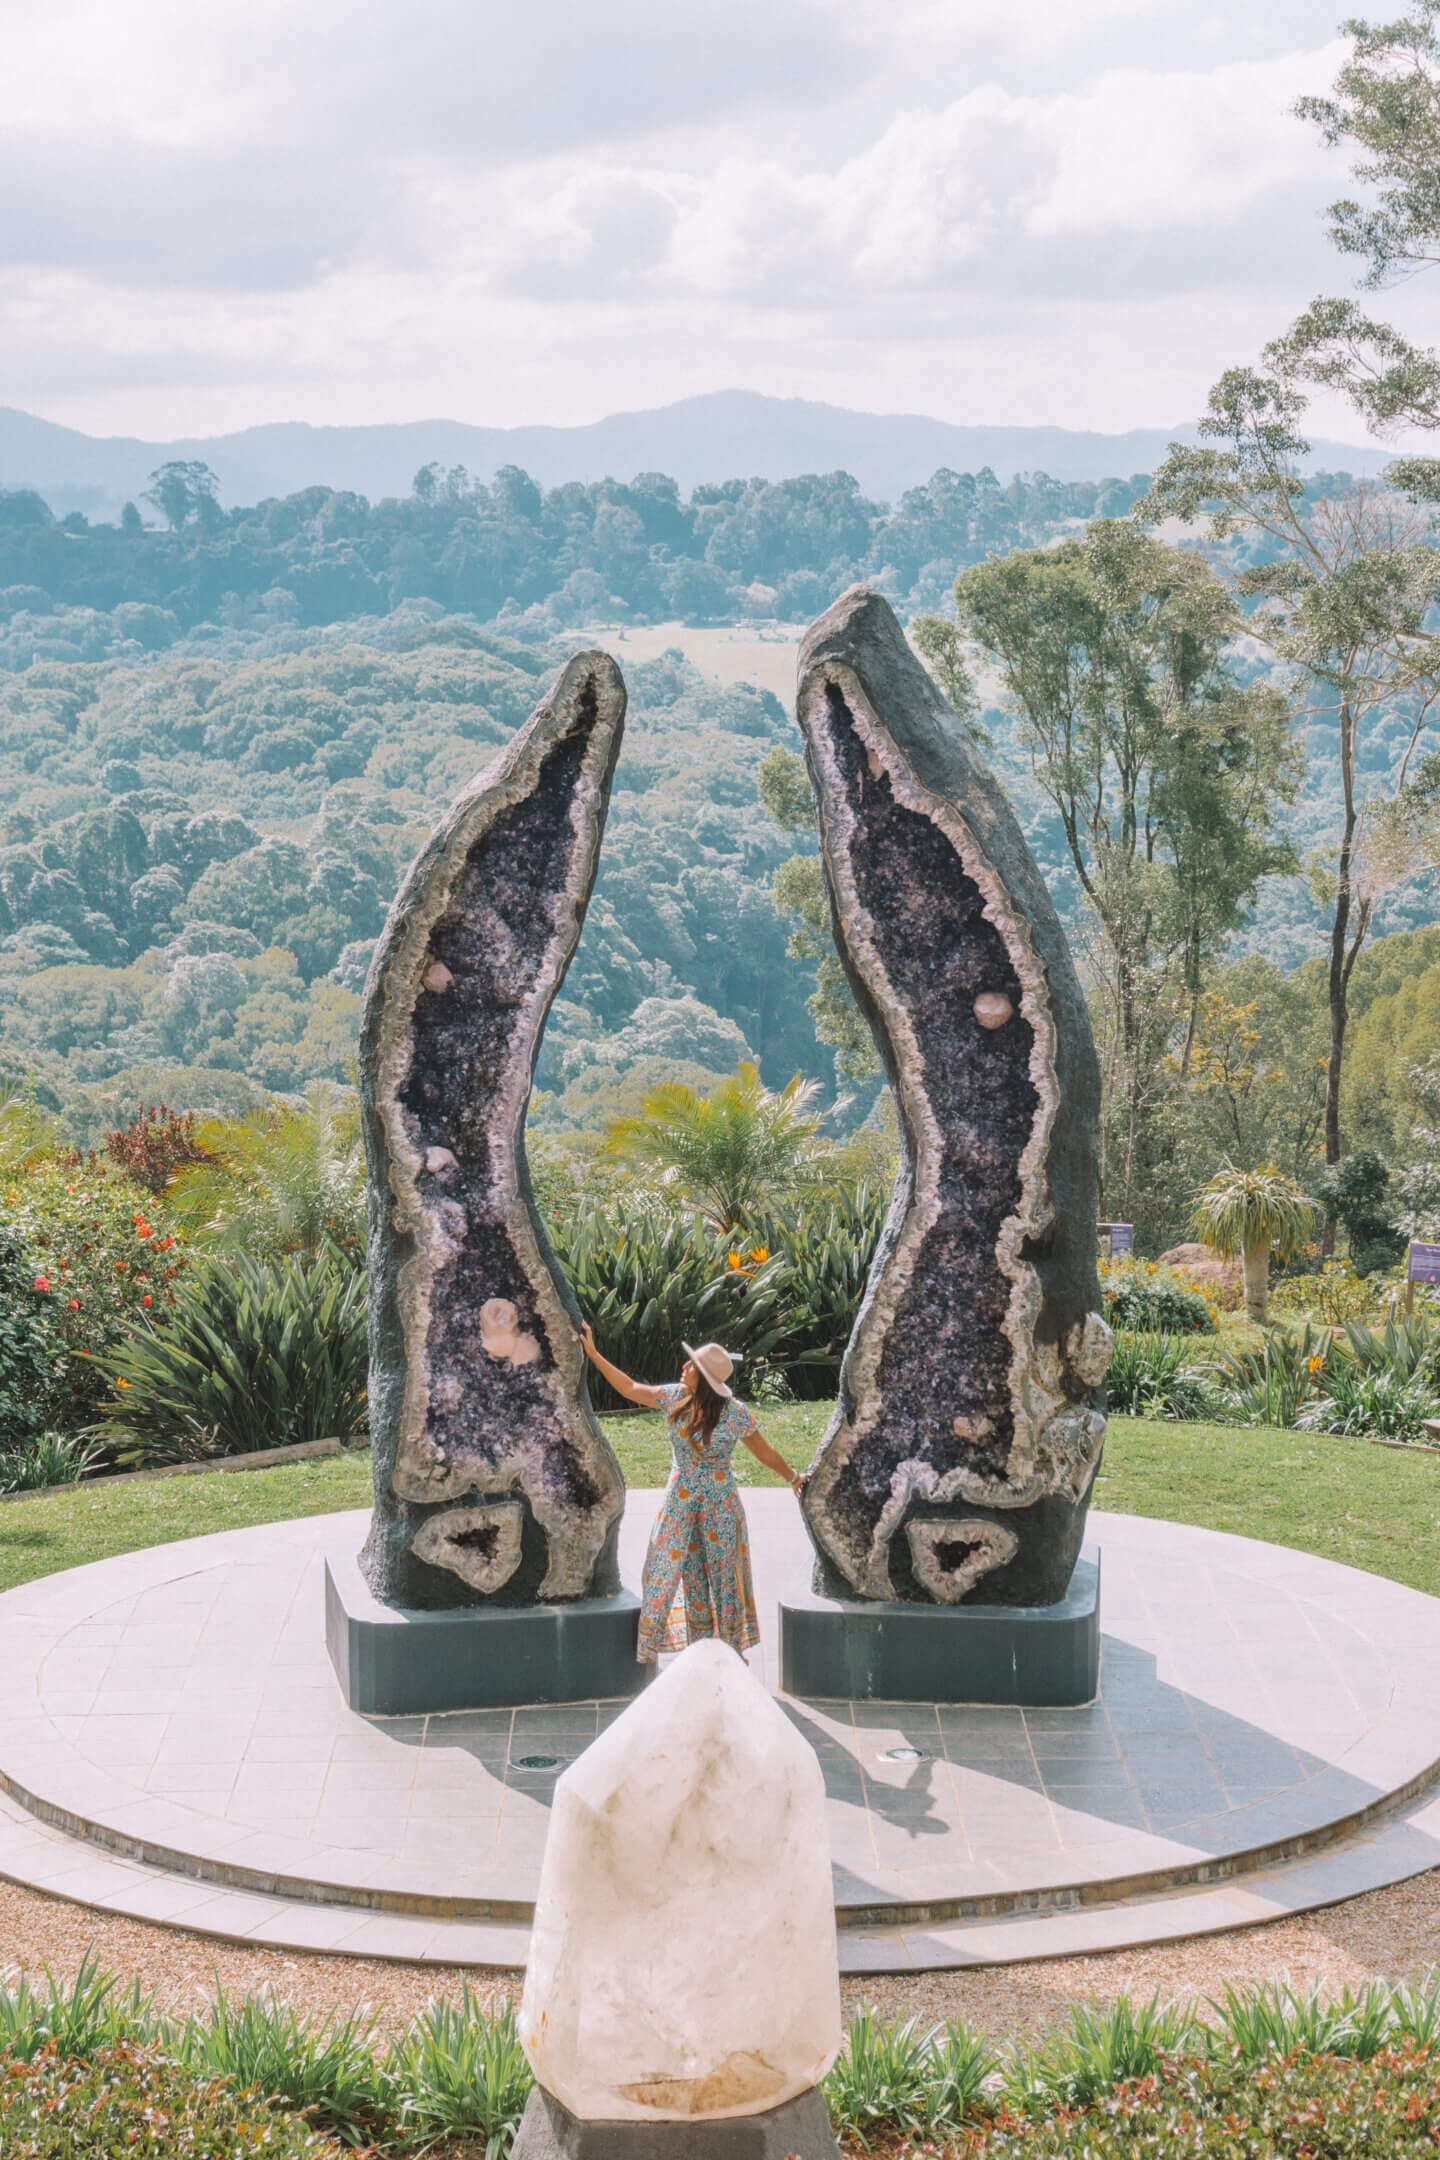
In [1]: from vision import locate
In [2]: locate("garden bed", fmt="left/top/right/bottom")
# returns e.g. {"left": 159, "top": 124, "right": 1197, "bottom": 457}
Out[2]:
{"left": 7, "top": 1964, "right": 1440, "bottom": 2158}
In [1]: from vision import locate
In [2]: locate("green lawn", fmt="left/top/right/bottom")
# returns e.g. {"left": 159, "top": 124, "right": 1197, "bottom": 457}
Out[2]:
{"left": 2, "top": 1408, "right": 1439, "bottom": 1601}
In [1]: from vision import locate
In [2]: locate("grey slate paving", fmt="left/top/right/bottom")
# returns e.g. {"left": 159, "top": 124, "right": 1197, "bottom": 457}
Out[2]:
{"left": 1, "top": 1500, "right": 1440, "bottom": 1967}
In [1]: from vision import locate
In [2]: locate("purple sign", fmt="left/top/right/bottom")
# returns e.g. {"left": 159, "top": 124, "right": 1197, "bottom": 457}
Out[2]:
{"left": 1409, "top": 1241, "right": 1440, "bottom": 1284}
{"left": 1100, "top": 1223, "right": 1134, "bottom": 1257}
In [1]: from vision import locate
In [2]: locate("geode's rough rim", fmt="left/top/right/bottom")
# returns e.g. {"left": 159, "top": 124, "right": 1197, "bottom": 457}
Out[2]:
{"left": 359, "top": 651, "right": 627, "bottom": 1608}
{"left": 796, "top": 586, "right": 1110, "bottom": 1604}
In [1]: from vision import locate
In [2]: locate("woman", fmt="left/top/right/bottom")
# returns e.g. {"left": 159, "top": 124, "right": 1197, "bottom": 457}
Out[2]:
{"left": 580, "top": 1325, "right": 805, "bottom": 1664}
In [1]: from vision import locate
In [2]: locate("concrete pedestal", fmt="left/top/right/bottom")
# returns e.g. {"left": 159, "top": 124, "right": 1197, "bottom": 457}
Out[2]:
{"left": 511, "top": 2084, "right": 839, "bottom": 2158}
{"left": 324, "top": 1547, "right": 648, "bottom": 1714}
{"left": 780, "top": 1552, "right": 1100, "bottom": 1705}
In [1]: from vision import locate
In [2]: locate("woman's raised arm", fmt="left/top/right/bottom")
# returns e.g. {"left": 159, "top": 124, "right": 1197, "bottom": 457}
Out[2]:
{"left": 580, "top": 1322, "right": 664, "bottom": 1410}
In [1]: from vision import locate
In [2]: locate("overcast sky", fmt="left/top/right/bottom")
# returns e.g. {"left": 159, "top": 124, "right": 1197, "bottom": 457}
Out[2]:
{"left": 4, "top": 0, "right": 1435, "bottom": 444}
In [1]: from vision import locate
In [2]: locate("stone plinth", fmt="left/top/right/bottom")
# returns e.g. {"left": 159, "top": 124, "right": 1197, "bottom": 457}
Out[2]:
{"left": 795, "top": 588, "right": 1111, "bottom": 1608}
{"left": 780, "top": 1552, "right": 1101, "bottom": 1706}
{"left": 323, "top": 1548, "right": 646, "bottom": 1715}
{"left": 358, "top": 652, "right": 628, "bottom": 1611}
{"left": 512, "top": 2084, "right": 838, "bottom": 2158}
{"left": 520, "top": 1640, "right": 840, "bottom": 2125}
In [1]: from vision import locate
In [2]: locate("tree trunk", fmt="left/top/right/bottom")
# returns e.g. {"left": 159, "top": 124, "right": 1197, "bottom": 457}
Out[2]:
{"left": 1242, "top": 1239, "right": 1270, "bottom": 1325}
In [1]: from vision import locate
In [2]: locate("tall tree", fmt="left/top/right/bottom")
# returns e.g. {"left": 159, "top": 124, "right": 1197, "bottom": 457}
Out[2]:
{"left": 1137, "top": 379, "right": 1440, "bottom": 1170}
{"left": 141, "top": 461, "right": 223, "bottom": 534}
{"left": 1278, "top": 0, "right": 1440, "bottom": 488}
{"left": 955, "top": 521, "right": 1298, "bottom": 1224}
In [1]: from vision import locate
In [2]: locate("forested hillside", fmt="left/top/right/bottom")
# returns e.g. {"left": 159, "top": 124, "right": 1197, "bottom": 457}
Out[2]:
{"left": 1, "top": 447, "right": 1438, "bottom": 1251}
{"left": 0, "top": 463, "right": 1143, "bottom": 647}
{"left": 0, "top": 618, "right": 818, "bottom": 1138}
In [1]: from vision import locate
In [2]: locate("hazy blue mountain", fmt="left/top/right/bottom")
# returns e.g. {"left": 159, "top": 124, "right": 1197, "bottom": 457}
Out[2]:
{"left": 0, "top": 389, "right": 1393, "bottom": 519}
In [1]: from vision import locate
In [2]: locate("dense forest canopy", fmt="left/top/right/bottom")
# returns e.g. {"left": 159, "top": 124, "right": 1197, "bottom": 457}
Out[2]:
{"left": 0, "top": 446, "right": 1437, "bottom": 1246}
{"left": 0, "top": 461, "right": 1150, "bottom": 653}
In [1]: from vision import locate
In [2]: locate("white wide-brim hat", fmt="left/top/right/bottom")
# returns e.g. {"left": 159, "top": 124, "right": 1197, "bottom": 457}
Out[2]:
{"left": 682, "top": 1341, "right": 740, "bottom": 1400}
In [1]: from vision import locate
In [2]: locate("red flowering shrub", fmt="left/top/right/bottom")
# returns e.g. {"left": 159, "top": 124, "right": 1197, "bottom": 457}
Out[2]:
{"left": 1, "top": 1158, "right": 185, "bottom": 1431}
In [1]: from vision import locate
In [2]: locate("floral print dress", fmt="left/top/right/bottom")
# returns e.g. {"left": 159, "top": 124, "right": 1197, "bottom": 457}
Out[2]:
{"left": 636, "top": 1383, "right": 763, "bottom": 1662}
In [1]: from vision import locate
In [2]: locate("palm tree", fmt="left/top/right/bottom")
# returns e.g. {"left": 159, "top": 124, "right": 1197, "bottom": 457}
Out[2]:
{"left": 604, "top": 1063, "right": 824, "bottom": 1233}
{"left": 169, "top": 1082, "right": 364, "bottom": 1260}
{"left": 1190, "top": 1163, "right": 1317, "bottom": 1324}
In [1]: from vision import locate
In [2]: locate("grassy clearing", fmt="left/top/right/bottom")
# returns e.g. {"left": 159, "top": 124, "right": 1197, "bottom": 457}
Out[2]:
{"left": 1, "top": 1406, "right": 1439, "bottom": 1601}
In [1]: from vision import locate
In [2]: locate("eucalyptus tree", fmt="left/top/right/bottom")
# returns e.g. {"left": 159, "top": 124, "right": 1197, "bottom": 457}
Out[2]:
{"left": 1138, "top": 376, "right": 1440, "bottom": 1169}
{"left": 954, "top": 520, "right": 1298, "bottom": 1224}
{"left": 1276, "top": 0, "right": 1440, "bottom": 481}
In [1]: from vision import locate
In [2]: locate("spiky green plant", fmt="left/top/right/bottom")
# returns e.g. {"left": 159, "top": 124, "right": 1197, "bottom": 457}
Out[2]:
{"left": 604, "top": 1063, "right": 824, "bottom": 1233}
{"left": 168, "top": 1082, "right": 364, "bottom": 1260}
{"left": 0, "top": 1954, "right": 156, "bottom": 2062}
{"left": 383, "top": 1992, "right": 531, "bottom": 2157}
{"left": 177, "top": 1988, "right": 384, "bottom": 2147}
{"left": 1002, "top": 1994, "right": 1201, "bottom": 2114}
{"left": 0, "top": 1429, "right": 105, "bottom": 1493}
{"left": 1191, "top": 1163, "right": 1318, "bottom": 1322}
{"left": 1204, "top": 1322, "right": 1331, "bottom": 1428}
{"left": 88, "top": 1243, "right": 367, "bottom": 1463}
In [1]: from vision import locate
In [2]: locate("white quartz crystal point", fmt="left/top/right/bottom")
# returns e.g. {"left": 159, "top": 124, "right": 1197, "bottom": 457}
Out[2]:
{"left": 520, "top": 1638, "right": 840, "bottom": 2123}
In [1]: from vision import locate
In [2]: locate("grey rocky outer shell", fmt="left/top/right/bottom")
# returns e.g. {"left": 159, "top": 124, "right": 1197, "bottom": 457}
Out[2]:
{"left": 359, "top": 652, "right": 627, "bottom": 1609}
{"left": 796, "top": 587, "right": 1110, "bottom": 1607}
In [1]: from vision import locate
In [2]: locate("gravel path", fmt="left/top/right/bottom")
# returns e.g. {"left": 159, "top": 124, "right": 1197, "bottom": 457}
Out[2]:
{"left": 4, "top": 1871, "right": 1440, "bottom": 2039}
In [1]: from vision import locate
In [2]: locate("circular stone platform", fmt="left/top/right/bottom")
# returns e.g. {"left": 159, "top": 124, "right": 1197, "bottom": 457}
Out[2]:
{"left": 2, "top": 1494, "right": 1440, "bottom": 1973}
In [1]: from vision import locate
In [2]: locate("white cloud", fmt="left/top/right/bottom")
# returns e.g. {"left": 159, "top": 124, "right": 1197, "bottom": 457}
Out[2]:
{"left": 0, "top": 1, "right": 1430, "bottom": 443}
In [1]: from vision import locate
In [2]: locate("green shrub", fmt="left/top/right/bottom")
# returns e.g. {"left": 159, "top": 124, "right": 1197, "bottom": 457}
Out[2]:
{"left": 824, "top": 2005, "right": 995, "bottom": 2146}
{"left": 0, "top": 1429, "right": 104, "bottom": 1494}
{"left": 176, "top": 1990, "right": 384, "bottom": 2147}
{"left": 1104, "top": 1333, "right": 1215, "bottom": 1421}
{"left": 0, "top": 2045, "right": 343, "bottom": 2158}
{"left": 1207, "top": 1975, "right": 1403, "bottom": 2063}
{"left": 549, "top": 1184, "right": 887, "bottom": 1407}
{"left": 1205, "top": 1323, "right": 1331, "bottom": 1429}
{"left": 88, "top": 1243, "right": 367, "bottom": 1464}
{"left": 383, "top": 1991, "right": 532, "bottom": 2158}
{"left": 1099, "top": 1258, "right": 1216, "bottom": 1335}
{"left": 0, "top": 1956, "right": 155, "bottom": 2062}
{"left": 1299, "top": 1365, "right": 1440, "bottom": 1443}
{"left": 553, "top": 1200, "right": 787, "bottom": 1410}
{"left": 1002, "top": 1994, "right": 1201, "bottom": 2115}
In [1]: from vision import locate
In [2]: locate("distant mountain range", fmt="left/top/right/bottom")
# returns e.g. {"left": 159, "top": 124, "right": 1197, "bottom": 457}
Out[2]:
{"left": 0, "top": 389, "right": 1396, "bottom": 518}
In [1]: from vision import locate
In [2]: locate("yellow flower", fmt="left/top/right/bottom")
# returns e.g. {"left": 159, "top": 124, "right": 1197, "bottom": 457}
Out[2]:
{"left": 727, "top": 1251, "right": 745, "bottom": 1270}
{"left": 114, "top": 1377, "right": 131, "bottom": 1391}
{"left": 1308, "top": 1354, "right": 1325, "bottom": 1375}
{"left": 749, "top": 1245, "right": 769, "bottom": 1264}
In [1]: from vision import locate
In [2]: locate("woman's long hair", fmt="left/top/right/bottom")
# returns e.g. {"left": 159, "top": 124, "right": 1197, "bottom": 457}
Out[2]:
{"left": 674, "top": 1367, "right": 727, "bottom": 1447}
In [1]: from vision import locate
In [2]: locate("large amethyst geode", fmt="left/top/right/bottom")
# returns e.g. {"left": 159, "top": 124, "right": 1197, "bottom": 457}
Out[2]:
{"left": 796, "top": 589, "right": 1111, "bottom": 1607}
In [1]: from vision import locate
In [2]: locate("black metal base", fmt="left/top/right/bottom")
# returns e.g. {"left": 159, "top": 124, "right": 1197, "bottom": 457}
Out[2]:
{"left": 324, "top": 1548, "right": 648, "bottom": 1714}
{"left": 780, "top": 1552, "right": 1100, "bottom": 1705}
{"left": 511, "top": 2084, "right": 839, "bottom": 2158}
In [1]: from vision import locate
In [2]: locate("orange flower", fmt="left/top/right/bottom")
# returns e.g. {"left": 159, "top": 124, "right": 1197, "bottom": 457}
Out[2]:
{"left": 727, "top": 1251, "right": 745, "bottom": 1270}
{"left": 114, "top": 1377, "right": 130, "bottom": 1391}
{"left": 1308, "top": 1353, "right": 1325, "bottom": 1374}
{"left": 749, "top": 1245, "right": 769, "bottom": 1264}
